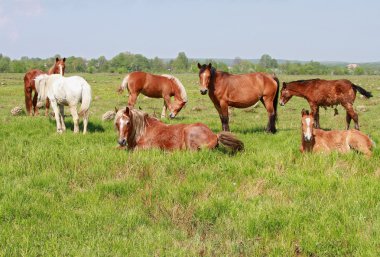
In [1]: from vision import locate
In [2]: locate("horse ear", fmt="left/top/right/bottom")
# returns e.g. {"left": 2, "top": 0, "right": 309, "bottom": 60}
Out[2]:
{"left": 282, "top": 82, "right": 287, "bottom": 88}
{"left": 197, "top": 63, "right": 202, "bottom": 69}
{"left": 207, "top": 63, "right": 212, "bottom": 69}
{"left": 301, "top": 109, "right": 308, "bottom": 116}
{"left": 114, "top": 107, "right": 118, "bottom": 113}
{"left": 63, "top": 57, "right": 66, "bottom": 62}
{"left": 55, "top": 57, "right": 59, "bottom": 62}
{"left": 125, "top": 106, "right": 131, "bottom": 116}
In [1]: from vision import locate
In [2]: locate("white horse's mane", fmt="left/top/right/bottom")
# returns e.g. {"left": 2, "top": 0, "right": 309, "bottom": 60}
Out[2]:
{"left": 161, "top": 74, "right": 188, "bottom": 103}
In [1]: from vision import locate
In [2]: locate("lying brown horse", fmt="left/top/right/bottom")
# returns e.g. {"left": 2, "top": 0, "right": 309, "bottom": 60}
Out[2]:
{"left": 197, "top": 63, "right": 280, "bottom": 133}
{"left": 24, "top": 57, "right": 66, "bottom": 116}
{"left": 280, "top": 78, "right": 372, "bottom": 130}
{"left": 300, "top": 109, "right": 373, "bottom": 156}
{"left": 118, "top": 71, "right": 188, "bottom": 118}
{"left": 115, "top": 107, "right": 244, "bottom": 153}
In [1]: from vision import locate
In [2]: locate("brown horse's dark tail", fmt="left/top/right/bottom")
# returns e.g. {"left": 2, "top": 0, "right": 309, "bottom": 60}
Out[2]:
{"left": 352, "top": 84, "right": 373, "bottom": 98}
{"left": 272, "top": 75, "right": 280, "bottom": 118}
{"left": 217, "top": 131, "right": 244, "bottom": 153}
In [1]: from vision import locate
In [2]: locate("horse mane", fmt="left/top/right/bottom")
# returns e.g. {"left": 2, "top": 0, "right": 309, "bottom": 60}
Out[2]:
{"left": 290, "top": 78, "right": 320, "bottom": 84}
{"left": 115, "top": 108, "right": 152, "bottom": 147}
{"left": 161, "top": 74, "right": 188, "bottom": 102}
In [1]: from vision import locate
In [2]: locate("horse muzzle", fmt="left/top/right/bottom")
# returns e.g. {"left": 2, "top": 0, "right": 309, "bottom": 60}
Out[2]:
{"left": 200, "top": 89, "right": 208, "bottom": 95}
{"left": 303, "top": 135, "right": 312, "bottom": 142}
{"left": 118, "top": 138, "right": 127, "bottom": 146}
{"left": 169, "top": 113, "right": 176, "bottom": 119}
{"left": 279, "top": 100, "right": 285, "bottom": 106}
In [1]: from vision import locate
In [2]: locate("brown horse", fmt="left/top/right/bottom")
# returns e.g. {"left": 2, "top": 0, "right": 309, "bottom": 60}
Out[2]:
{"left": 24, "top": 57, "right": 66, "bottom": 116}
{"left": 117, "top": 71, "right": 188, "bottom": 119}
{"left": 280, "top": 79, "right": 373, "bottom": 130}
{"left": 300, "top": 109, "right": 373, "bottom": 156}
{"left": 197, "top": 63, "right": 280, "bottom": 133}
{"left": 115, "top": 107, "right": 244, "bottom": 153}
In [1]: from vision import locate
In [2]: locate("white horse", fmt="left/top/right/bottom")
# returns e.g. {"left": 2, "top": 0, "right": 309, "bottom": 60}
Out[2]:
{"left": 35, "top": 74, "right": 92, "bottom": 134}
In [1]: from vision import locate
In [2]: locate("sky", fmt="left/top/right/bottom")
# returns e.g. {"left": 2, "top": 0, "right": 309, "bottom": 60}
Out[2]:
{"left": 0, "top": 0, "right": 380, "bottom": 62}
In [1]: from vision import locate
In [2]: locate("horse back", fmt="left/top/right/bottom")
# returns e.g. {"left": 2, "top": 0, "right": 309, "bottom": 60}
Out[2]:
{"left": 293, "top": 79, "right": 355, "bottom": 105}
{"left": 24, "top": 69, "right": 44, "bottom": 90}
{"left": 128, "top": 71, "right": 169, "bottom": 98}
{"left": 215, "top": 72, "right": 277, "bottom": 107}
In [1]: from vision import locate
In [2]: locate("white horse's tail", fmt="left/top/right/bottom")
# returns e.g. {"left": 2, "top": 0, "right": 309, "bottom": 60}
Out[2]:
{"left": 79, "top": 82, "right": 92, "bottom": 116}
{"left": 118, "top": 74, "right": 129, "bottom": 93}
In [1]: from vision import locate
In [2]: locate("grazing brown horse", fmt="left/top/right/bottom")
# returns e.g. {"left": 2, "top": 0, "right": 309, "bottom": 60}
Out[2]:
{"left": 197, "top": 63, "right": 280, "bottom": 133}
{"left": 300, "top": 109, "right": 373, "bottom": 156}
{"left": 115, "top": 107, "right": 244, "bottom": 153}
{"left": 24, "top": 57, "right": 66, "bottom": 116}
{"left": 280, "top": 79, "right": 372, "bottom": 130}
{"left": 117, "top": 71, "right": 188, "bottom": 118}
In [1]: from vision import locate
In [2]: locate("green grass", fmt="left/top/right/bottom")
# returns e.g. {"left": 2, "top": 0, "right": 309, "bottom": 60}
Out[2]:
{"left": 0, "top": 73, "right": 379, "bottom": 256}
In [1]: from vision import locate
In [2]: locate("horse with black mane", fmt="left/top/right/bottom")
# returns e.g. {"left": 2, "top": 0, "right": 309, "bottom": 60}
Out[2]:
{"left": 115, "top": 107, "right": 244, "bottom": 153}
{"left": 197, "top": 63, "right": 280, "bottom": 133}
{"left": 280, "top": 78, "right": 373, "bottom": 130}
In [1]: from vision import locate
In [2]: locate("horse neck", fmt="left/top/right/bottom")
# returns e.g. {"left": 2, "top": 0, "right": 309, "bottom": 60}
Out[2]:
{"left": 209, "top": 68, "right": 220, "bottom": 90}
{"left": 288, "top": 83, "right": 308, "bottom": 98}
{"left": 127, "top": 116, "right": 162, "bottom": 149}
{"left": 170, "top": 79, "right": 187, "bottom": 103}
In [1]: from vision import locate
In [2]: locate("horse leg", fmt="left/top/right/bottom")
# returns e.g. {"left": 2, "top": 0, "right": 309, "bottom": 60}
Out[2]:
{"left": 343, "top": 103, "right": 359, "bottom": 130}
{"left": 262, "top": 96, "right": 276, "bottom": 133}
{"left": 51, "top": 102, "right": 62, "bottom": 133}
{"left": 69, "top": 105, "right": 79, "bottom": 133}
{"left": 315, "top": 106, "right": 320, "bottom": 129}
{"left": 310, "top": 104, "right": 319, "bottom": 128}
{"left": 163, "top": 95, "right": 173, "bottom": 118}
{"left": 45, "top": 98, "right": 50, "bottom": 117}
{"left": 127, "top": 92, "right": 138, "bottom": 107}
{"left": 346, "top": 111, "right": 352, "bottom": 130}
{"left": 59, "top": 104, "right": 66, "bottom": 132}
{"left": 24, "top": 86, "right": 33, "bottom": 116}
{"left": 32, "top": 90, "right": 39, "bottom": 116}
{"left": 161, "top": 101, "right": 167, "bottom": 118}
{"left": 82, "top": 110, "right": 89, "bottom": 134}
{"left": 220, "top": 101, "right": 230, "bottom": 131}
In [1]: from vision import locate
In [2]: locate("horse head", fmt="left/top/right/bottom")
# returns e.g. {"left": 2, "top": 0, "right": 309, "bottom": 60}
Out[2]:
{"left": 169, "top": 100, "right": 187, "bottom": 119}
{"left": 301, "top": 109, "right": 314, "bottom": 142}
{"left": 50, "top": 57, "right": 66, "bottom": 75}
{"left": 197, "top": 63, "right": 213, "bottom": 95}
{"left": 115, "top": 106, "right": 131, "bottom": 147}
{"left": 279, "top": 82, "right": 293, "bottom": 106}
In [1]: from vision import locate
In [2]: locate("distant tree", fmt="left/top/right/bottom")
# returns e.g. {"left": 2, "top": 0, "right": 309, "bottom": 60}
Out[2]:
{"left": 151, "top": 57, "right": 166, "bottom": 72}
{"left": 231, "top": 60, "right": 255, "bottom": 73}
{"left": 171, "top": 52, "right": 189, "bottom": 72}
{"left": 0, "top": 54, "right": 11, "bottom": 72}
{"left": 259, "top": 54, "right": 278, "bottom": 69}
{"left": 353, "top": 66, "right": 365, "bottom": 75}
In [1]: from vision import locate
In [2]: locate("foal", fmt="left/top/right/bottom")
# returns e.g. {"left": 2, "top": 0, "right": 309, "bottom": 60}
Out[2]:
{"left": 280, "top": 79, "right": 372, "bottom": 130}
{"left": 115, "top": 107, "right": 244, "bottom": 153}
{"left": 300, "top": 109, "right": 373, "bottom": 156}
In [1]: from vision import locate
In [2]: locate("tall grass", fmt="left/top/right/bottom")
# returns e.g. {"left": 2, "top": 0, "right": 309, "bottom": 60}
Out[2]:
{"left": 0, "top": 73, "right": 379, "bottom": 256}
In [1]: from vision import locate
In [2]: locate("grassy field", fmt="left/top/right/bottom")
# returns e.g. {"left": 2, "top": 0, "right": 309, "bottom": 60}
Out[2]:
{"left": 0, "top": 72, "right": 379, "bottom": 256}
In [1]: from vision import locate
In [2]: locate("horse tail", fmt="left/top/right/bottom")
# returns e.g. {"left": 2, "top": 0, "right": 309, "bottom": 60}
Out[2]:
{"left": 217, "top": 131, "right": 244, "bottom": 153}
{"left": 79, "top": 82, "right": 92, "bottom": 117}
{"left": 118, "top": 74, "right": 129, "bottom": 93}
{"left": 352, "top": 84, "right": 373, "bottom": 98}
{"left": 272, "top": 75, "right": 280, "bottom": 119}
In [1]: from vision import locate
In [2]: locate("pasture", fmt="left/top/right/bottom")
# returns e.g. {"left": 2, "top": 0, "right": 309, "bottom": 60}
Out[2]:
{"left": 0, "top": 72, "right": 379, "bottom": 256}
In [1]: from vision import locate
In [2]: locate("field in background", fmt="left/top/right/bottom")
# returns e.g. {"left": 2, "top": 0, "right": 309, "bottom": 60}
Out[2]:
{"left": 0, "top": 73, "right": 379, "bottom": 256}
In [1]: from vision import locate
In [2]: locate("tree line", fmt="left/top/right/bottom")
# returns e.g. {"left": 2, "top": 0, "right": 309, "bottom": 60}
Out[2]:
{"left": 0, "top": 52, "right": 378, "bottom": 75}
